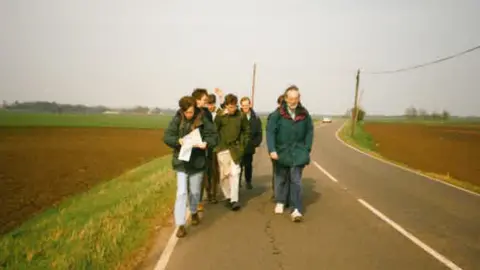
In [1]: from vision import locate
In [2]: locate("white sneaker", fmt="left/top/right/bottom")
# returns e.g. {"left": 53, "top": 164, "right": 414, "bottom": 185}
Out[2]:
{"left": 274, "top": 203, "right": 284, "bottom": 214}
{"left": 291, "top": 209, "right": 303, "bottom": 222}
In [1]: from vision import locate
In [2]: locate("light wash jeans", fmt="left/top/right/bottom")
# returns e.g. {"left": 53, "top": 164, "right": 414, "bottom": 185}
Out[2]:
{"left": 174, "top": 171, "right": 203, "bottom": 226}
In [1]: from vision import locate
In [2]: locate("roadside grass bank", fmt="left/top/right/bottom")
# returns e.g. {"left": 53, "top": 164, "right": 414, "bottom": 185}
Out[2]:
{"left": 0, "top": 155, "right": 176, "bottom": 269}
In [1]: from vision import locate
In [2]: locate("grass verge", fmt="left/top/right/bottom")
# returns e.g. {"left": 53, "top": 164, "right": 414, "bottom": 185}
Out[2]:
{"left": 0, "top": 155, "right": 176, "bottom": 269}
{"left": 338, "top": 120, "right": 480, "bottom": 195}
{"left": 337, "top": 120, "right": 377, "bottom": 153}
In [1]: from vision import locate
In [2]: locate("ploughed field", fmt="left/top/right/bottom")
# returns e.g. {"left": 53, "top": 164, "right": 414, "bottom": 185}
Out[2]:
{"left": 0, "top": 127, "right": 170, "bottom": 234}
{"left": 363, "top": 122, "right": 480, "bottom": 187}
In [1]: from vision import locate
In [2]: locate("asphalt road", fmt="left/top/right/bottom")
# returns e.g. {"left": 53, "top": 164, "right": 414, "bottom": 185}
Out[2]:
{"left": 162, "top": 121, "right": 480, "bottom": 270}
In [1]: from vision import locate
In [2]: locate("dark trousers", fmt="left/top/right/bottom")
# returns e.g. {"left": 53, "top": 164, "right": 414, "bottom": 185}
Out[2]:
{"left": 240, "top": 153, "right": 254, "bottom": 184}
{"left": 271, "top": 159, "right": 277, "bottom": 193}
{"left": 201, "top": 152, "right": 219, "bottom": 201}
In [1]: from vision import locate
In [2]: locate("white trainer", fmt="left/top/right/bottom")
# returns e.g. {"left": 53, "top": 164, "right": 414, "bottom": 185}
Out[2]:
{"left": 291, "top": 209, "right": 303, "bottom": 222}
{"left": 274, "top": 203, "right": 284, "bottom": 214}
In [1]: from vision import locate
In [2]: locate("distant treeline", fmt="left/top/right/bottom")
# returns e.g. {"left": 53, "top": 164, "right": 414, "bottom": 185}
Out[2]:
{"left": 0, "top": 101, "right": 178, "bottom": 115}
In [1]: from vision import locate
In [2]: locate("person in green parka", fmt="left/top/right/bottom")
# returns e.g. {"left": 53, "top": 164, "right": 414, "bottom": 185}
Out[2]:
{"left": 267, "top": 85, "right": 314, "bottom": 222}
{"left": 163, "top": 96, "right": 218, "bottom": 238}
{"left": 214, "top": 93, "right": 251, "bottom": 211}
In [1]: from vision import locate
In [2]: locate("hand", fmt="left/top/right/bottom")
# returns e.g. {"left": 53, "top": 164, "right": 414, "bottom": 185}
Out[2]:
{"left": 214, "top": 88, "right": 224, "bottom": 98}
{"left": 178, "top": 138, "right": 184, "bottom": 145}
{"left": 194, "top": 142, "right": 207, "bottom": 149}
{"left": 270, "top": 152, "right": 278, "bottom": 160}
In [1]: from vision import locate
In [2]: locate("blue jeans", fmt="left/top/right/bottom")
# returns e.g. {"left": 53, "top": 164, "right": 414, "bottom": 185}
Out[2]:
{"left": 274, "top": 166, "right": 304, "bottom": 213}
{"left": 175, "top": 171, "right": 203, "bottom": 226}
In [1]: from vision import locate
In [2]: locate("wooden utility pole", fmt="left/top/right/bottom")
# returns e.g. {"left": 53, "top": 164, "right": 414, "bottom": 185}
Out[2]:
{"left": 251, "top": 62, "right": 257, "bottom": 108}
{"left": 351, "top": 69, "right": 361, "bottom": 137}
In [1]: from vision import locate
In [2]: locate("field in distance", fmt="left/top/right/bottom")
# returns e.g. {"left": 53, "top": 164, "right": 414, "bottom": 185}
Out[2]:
{"left": 0, "top": 112, "right": 173, "bottom": 234}
{"left": 362, "top": 120, "right": 480, "bottom": 191}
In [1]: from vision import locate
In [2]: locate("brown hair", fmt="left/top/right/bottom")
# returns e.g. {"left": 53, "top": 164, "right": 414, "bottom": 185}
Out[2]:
{"left": 208, "top": 94, "right": 216, "bottom": 104}
{"left": 277, "top": 95, "right": 284, "bottom": 105}
{"left": 178, "top": 96, "right": 196, "bottom": 111}
{"left": 224, "top": 94, "right": 238, "bottom": 105}
{"left": 178, "top": 96, "right": 203, "bottom": 131}
{"left": 192, "top": 88, "right": 208, "bottom": 101}
{"left": 240, "top": 97, "right": 251, "bottom": 104}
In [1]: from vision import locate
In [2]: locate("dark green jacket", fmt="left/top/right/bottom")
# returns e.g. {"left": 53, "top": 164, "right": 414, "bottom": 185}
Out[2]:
{"left": 266, "top": 102, "right": 314, "bottom": 167}
{"left": 244, "top": 110, "right": 263, "bottom": 155}
{"left": 163, "top": 108, "right": 218, "bottom": 173}
{"left": 214, "top": 108, "right": 251, "bottom": 164}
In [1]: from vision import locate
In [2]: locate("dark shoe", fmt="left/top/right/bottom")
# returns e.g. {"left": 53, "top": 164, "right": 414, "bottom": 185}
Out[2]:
{"left": 224, "top": 198, "right": 231, "bottom": 208}
{"left": 176, "top": 225, "right": 187, "bottom": 238}
{"left": 209, "top": 196, "right": 218, "bottom": 204}
{"left": 191, "top": 213, "right": 200, "bottom": 226}
{"left": 231, "top": 201, "right": 241, "bottom": 211}
{"left": 246, "top": 182, "right": 253, "bottom": 190}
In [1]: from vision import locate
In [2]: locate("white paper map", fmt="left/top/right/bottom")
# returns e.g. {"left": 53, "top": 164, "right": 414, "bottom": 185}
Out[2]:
{"left": 178, "top": 128, "right": 203, "bottom": 161}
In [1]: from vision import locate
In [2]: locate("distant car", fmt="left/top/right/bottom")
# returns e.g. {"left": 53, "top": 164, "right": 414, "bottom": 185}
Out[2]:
{"left": 322, "top": 117, "right": 332, "bottom": 123}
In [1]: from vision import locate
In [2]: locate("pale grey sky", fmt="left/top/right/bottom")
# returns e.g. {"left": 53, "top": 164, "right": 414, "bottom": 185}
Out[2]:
{"left": 1, "top": 0, "right": 479, "bottom": 116}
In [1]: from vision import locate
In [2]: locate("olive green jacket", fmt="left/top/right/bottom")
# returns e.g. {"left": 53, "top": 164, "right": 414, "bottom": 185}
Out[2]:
{"left": 214, "top": 108, "right": 251, "bottom": 164}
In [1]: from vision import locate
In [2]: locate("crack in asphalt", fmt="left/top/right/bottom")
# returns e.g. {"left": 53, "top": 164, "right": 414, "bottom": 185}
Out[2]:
{"left": 258, "top": 197, "right": 285, "bottom": 270}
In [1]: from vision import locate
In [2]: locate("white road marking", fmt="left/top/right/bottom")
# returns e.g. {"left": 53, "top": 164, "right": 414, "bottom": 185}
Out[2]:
{"left": 333, "top": 122, "right": 480, "bottom": 197}
{"left": 358, "top": 199, "right": 463, "bottom": 270}
{"left": 313, "top": 159, "right": 463, "bottom": 269}
{"left": 154, "top": 212, "right": 191, "bottom": 270}
{"left": 313, "top": 161, "right": 338, "bottom": 183}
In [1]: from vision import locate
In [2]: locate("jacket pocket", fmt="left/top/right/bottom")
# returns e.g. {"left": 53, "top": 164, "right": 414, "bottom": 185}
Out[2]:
{"left": 276, "top": 146, "right": 292, "bottom": 167}
{"left": 293, "top": 145, "right": 310, "bottom": 166}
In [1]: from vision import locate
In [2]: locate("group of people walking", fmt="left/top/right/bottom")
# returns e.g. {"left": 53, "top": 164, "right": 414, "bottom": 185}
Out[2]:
{"left": 163, "top": 85, "right": 314, "bottom": 238}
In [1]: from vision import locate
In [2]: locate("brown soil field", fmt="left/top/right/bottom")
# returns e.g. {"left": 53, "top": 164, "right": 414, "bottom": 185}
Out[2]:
{"left": 364, "top": 123, "right": 480, "bottom": 187}
{"left": 0, "top": 127, "right": 170, "bottom": 234}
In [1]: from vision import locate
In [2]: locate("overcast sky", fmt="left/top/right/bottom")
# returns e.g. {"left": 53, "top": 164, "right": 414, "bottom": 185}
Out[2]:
{"left": 1, "top": 0, "right": 479, "bottom": 115}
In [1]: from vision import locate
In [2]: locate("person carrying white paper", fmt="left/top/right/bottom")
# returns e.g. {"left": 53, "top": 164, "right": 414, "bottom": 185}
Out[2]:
{"left": 163, "top": 96, "right": 218, "bottom": 238}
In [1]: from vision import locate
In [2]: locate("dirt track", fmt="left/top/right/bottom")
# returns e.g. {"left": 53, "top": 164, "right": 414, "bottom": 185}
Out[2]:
{"left": 364, "top": 123, "right": 480, "bottom": 187}
{"left": 0, "top": 127, "right": 170, "bottom": 234}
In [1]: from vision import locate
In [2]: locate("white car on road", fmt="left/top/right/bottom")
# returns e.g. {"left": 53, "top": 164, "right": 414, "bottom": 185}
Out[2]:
{"left": 322, "top": 117, "right": 332, "bottom": 123}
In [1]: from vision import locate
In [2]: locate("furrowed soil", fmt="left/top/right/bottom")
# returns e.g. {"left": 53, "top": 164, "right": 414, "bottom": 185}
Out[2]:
{"left": 364, "top": 123, "right": 480, "bottom": 187}
{"left": 0, "top": 127, "right": 170, "bottom": 234}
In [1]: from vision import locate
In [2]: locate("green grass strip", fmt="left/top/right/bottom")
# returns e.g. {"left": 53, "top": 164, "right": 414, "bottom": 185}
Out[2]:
{"left": 0, "top": 111, "right": 171, "bottom": 129}
{"left": 0, "top": 155, "right": 176, "bottom": 269}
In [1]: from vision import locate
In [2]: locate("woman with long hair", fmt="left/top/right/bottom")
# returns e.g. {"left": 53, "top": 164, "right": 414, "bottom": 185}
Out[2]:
{"left": 163, "top": 96, "right": 218, "bottom": 237}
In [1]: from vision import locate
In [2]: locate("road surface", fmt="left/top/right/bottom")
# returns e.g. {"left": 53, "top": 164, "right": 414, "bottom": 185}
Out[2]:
{"left": 161, "top": 121, "right": 480, "bottom": 270}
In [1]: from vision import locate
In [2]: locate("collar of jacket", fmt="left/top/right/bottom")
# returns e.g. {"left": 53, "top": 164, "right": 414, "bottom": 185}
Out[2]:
{"left": 243, "top": 109, "right": 258, "bottom": 118}
{"left": 279, "top": 101, "right": 307, "bottom": 121}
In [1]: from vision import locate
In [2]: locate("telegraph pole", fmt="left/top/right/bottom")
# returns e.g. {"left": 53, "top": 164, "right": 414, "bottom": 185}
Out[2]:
{"left": 251, "top": 62, "right": 257, "bottom": 108}
{"left": 351, "top": 69, "right": 361, "bottom": 137}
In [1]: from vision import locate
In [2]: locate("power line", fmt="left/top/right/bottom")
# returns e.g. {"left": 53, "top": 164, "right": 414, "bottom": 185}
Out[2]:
{"left": 363, "top": 44, "right": 480, "bottom": 75}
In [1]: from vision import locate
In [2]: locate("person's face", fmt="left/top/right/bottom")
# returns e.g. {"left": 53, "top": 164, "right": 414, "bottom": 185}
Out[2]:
{"left": 225, "top": 103, "right": 237, "bottom": 115}
{"left": 285, "top": 91, "right": 300, "bottom": 110}
{"left": 240, "top": 100, "right": 251, "bottom": 113}
{"left": 183, "top": 106, "right": 195, "bottom": 120}
{"left": 207, "top": 103, "right": 216, "bottom": 112}
{"left": 196, "top": 94, "right": 209, "bottom": 108}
